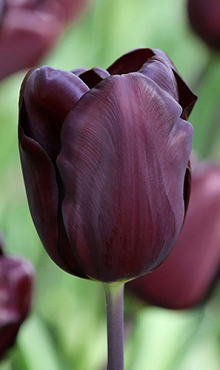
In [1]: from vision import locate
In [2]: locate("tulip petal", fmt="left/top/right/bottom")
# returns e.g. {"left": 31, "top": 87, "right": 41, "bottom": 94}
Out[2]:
{"left": 57, "top": 73, "right": 193, "bottom": 283}
{"left": 0, "top": 6, "right": 63, "bottom": 81}
{"left": 71, "top": 67, "right": 88, "bottom": 76}
{"left": 19, "top": 127, "right": 87, "bottom": 278}
{"left": 0, "top": 255, "right": 34, "bottom": 358}
{"left": 138, "top": 56, "right": 179, "bottom": 101}
{"left": 107, "top": 48, "right": 154, "bottom": 74}
{"left": 128, "top": 162, "right": 220, "bottom": 309}
{"left": 153, "top": 49, "right": 197, "bottom": 119}
{"left": 78, "top": 67, "right": 110, "bottom": 88}
{"left": 20, "top": 66, "right": 89, "bottom": 162}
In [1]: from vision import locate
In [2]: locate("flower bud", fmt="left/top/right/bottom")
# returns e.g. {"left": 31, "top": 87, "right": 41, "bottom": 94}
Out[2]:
{"left": 187, "top": 0, "right": 220, "bottom": 51}
{"left": 0, "top": 237, "right": 35, "bottom": 358}
{"left": 127, "top": 160, "right": 220, "bottom": 309}
{"left": 0, "top": 0, "right": 89, "bottom": 80}
{"left": 19, "top": 48, "right": 196, "bottom": 283}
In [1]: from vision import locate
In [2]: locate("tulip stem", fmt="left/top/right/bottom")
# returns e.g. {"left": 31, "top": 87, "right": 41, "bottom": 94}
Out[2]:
{"left": 104, "top": 282, "right": 125, "bottom": 370}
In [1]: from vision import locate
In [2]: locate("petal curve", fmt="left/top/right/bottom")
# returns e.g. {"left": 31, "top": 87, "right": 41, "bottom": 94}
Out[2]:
{"left": 57, "top": 73, "right": 193, "bottom": 283}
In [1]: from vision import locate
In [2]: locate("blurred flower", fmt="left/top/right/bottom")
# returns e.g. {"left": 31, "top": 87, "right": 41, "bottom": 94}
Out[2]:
{"left": 0, "top": 0, "right": 90, "bottom": 81}
{"left": 0, "top": 238, "right": 35, "bottom": 358}
{"left": 18, "top": 48, "right": 196, "bottom": 283}
{"left": 187, "top": 0, "right": 220, "bottom": 51}
{"left": 127, "top": 159, "right": 220, "bottom": 309}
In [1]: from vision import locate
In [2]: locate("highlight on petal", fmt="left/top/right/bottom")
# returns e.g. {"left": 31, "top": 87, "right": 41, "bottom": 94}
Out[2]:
{"left": 20, "top": 66, "right": 89, "bottom": 162}
{"left": 153, "top": 49, "right": 197, "bottom": 119}
{"left": 138, "top": 56, "right": 179, "bottom": 101}
{"left": 19, "top": 67, "right": 89, "bottom": 278}
{"left": 57, "top": 73, "right": 193, "bottom": 283}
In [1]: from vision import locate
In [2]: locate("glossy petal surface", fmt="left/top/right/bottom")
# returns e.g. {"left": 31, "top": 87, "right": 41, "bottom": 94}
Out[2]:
{"left": 19, "top": 67, "right": 89, "bottom": 277}
{"left": 127, "top": 162, "right": 220, "bottom": 309}
{"left": 138, "top": 56, "right": 179, "bottom": 101}
{"left": 20, "top": 66, "right": 89, "bottom": 161}
{"left": 152, "top": 49, "right": 197, "bottom": 119}
{"left": 57, "top": 73, "right": 193, "bottom": 283}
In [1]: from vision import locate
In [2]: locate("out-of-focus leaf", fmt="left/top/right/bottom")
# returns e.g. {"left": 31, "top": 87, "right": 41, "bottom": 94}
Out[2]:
{"left": 16, "top": 315, "right": 63, "bottom": 370}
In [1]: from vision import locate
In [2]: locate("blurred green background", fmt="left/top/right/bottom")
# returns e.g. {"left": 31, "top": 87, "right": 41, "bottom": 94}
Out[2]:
{"left": 1, "top": 0, "right": 220, "bottom": 369}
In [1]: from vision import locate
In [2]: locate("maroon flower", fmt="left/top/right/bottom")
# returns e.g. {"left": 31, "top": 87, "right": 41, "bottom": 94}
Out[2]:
{"left": 127, "top": 160, "right": 220, "bottom": 309}
{"left": 0, "top": 0, "right": 89, "bottom": 81}
{"left": 0, "top": 246, "right": 35, "bottom": 358}
{"left": 18, "top": 48, "right": 196, "bottom": 283}
{"left": 187, "top": 0, "right": 220, "bottom": 51}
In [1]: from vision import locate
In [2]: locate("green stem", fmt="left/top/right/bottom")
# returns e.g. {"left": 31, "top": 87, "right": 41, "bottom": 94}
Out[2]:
{"left": 104, "top": 282, "right": 124, "bottom": 370}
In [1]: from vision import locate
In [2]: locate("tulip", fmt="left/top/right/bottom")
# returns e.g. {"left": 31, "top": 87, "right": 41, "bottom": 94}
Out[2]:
{"left": 18, "top": 48, "right": 196, "bottom": 284}
{"left": 187, "top": 0, "right": 220, "bottom": 52}
{"left": 0, "top": 242, "right": 35, "bottom": 358}
{"left": 18, "top": 47, "right": 196, "bottom": 370}
{"left": 127, "top": 160, "right": 220, "bottom": 309}
{"left": 0, "top": 0, "right": 89, "bottom": 81}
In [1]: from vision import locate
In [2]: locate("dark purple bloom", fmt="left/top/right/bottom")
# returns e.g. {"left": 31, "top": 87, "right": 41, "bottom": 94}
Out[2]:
{"left": 0, "top": 243, "right": 35, "bottom": 358}
{"left": 127, "top": 160, "right": 220, "bottom": 309}
{"left": 0, "top": 0, "right": 90, "bottom": 81}
{"left": 18, "top": 48, "right": 196, "bottom": 283}
{"left": 187, "top": 0, "right": 220, "bottom": 51}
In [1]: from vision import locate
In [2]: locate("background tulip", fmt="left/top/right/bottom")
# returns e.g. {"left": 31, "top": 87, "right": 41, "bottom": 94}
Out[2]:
{"left": 19, "top": 48, "right": 195, "bottom": 284}
{"left": 0, "top": 241, "right": 35, "bottom": 359}
{"left": 187, "top": 0, "right": 220, "bottom": 52}
{"left": 0, "top": 0, "right": 90, "bottom": 81}
{"left": 127, "top": 160, "right": 220, "bottom": 309}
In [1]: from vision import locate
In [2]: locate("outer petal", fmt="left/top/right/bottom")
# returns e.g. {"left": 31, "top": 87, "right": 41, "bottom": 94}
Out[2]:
{"left": 0, "top": 256, "right": 34, "bottom": 358}
{"left": 127, "top": 161, "right": 220, "bottom": 309}
{"left": 138, "top": 56, "right": 179, "bottom": 101}
{"left": 19, "top": 129, "right": 87, "bottom": 277}
{"left": 107, "top": 48, "right": 197, "bottom": 120}
{"left": 19, "top": 67, "right": 89, "bottom": 277}
{"left": 153, "top": 49, "right": 197, "bottom": 120}
{"left": 20, "top": 66, "right": 89, "bottom": 162}
{"left": 57, "top": 73, "right": 193, "bottom": 283}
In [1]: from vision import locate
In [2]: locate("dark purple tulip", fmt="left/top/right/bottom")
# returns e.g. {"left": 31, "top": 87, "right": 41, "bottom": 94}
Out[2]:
{"left": 0, "top": 252, "right": 35, "bottom": 358}
{"left": 0, "top": 0, "right": 90, "bottom": 81}
{"left": 188, "top": 0, "right": 220, "bottom": 51}
{"left": 18, "top": 48, "right": 196, "bottom": 283}
{"left": 127, "top": 160, "right": 220, "bottom": 309}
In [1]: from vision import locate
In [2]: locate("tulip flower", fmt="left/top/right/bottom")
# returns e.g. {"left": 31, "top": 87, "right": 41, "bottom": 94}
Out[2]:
{"left": 18, "top": 48, "right": 196, "bottom": 369}
{"left": 0, "top": 242, "right": 35, "bottom": 358}
{"left": 18, "top": 48, "right": 196, "bottom": 283}
{"left": 127, "top": 160, "right": 220, "bottom": 310}
{"left": 187, "top": 0, "right": 220, "bottom": 52}
{"left": 0, "top": 0, "right": 89, "bottom": 81}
